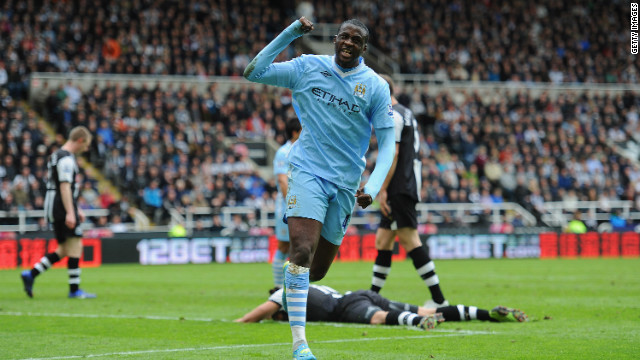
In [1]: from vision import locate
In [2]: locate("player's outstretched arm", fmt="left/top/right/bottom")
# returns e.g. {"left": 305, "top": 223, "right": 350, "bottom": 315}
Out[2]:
{"left": 243, "top": 17, "right": 314, "bottom": 83}
{"left": 358, "top": 126, "right": 395, "bottom": 207}
{"left": 234, "top": 301, "right": 280, "bottom": 323}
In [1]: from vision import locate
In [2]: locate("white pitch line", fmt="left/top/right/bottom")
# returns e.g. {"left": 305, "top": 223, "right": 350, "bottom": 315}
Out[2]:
{"left": 4, "top": 311, "right": 495, "bottom": 360}
{"left": 0, "top": 311, "right": 215, "bottom": 322}
{"left": 1, "top": 311, "right": 495, "bottom": 335}
{"left": 12, "top": 333, "right": 493, "bottom": 360}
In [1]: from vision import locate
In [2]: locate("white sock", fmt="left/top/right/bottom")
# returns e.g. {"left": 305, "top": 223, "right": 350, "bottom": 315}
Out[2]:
{"left": 291, "top": 326, "right": 306, "bottom": 350}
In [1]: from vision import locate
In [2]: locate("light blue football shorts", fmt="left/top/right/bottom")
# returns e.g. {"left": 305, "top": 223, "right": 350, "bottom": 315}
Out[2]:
{"left": 285, "top": 164, "right": 355, "bottom": 246}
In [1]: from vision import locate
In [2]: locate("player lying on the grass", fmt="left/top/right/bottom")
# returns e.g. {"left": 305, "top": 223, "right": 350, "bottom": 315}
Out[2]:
{"left": 235, "top": 284, "right": 528, "bottom": 329}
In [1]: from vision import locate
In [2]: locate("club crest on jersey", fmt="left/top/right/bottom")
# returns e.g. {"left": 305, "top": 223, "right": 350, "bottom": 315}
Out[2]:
{"left": 353, "top": 83, "right": 366, "bottom": 98}
{"left": 287, "top": 195, "right": 297, "bottom": 209}
{"left": 387, "top": 104, "right": 394, "bottom": 116}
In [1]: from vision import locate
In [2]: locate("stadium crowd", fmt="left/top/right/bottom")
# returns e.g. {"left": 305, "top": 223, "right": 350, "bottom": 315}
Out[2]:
{"left": 6, "top": 75, "right": 640, "bottom": 231}
{"left": 308, "top": 0, "right": 636, "bottom": 83}
{"left": 0, "top": 88, "right": 131, "bottom": 228}
{"left": 36, "top": 80, "right": 292, "bottom": 225}
{"left": 1, "top": 0, "right": 639, "bottom": 231}
{"left": 0, "top": 0, "right": 293, "bottom": 101}
{"left": 0, "top": 0, "right": 636, "bottom": 102}
{"left": 381, "top": 87, "right": 640, "bottom": 230}
{"left": 0, "top": 92, "right": 50, "bottom": 222}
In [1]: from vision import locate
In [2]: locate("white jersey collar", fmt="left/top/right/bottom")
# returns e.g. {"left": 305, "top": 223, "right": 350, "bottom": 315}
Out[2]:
{"left": 331, "top": 56, "right": 365, "bottom": 77}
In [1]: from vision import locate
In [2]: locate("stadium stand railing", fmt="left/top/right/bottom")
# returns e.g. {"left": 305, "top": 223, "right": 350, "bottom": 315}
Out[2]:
{"left": 173, "top": 202, "right": 534, "bottom": 234}
{"left": 30, "top": 73, "right": 640, "bottom": 106}
{"left": 29, "top": 73, "right": 248, "bottom": 105}
{"left": 0, "top": 209, "right": 110, "bottom": 233}
{"left": 392, "top": 75, "right": 640, "bottom": 99}
{"left": 3, "top": 199, "right": 638, "bottom": 235}
{"left": 540, "top": 200, "right": 640, "bottom": 228}
{"left": 0, "top": 207, "right": 152, "bottom": 234}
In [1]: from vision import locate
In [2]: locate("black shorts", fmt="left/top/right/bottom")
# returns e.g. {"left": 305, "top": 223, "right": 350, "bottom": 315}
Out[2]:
{"left": 335, "top": 290, "right": 391, "bottom": 324}
{"left": 53, "top": 219, "right": 81, "bottom": 244}
{"left": 379, "top": 194, "right": 418, "bottom": 229}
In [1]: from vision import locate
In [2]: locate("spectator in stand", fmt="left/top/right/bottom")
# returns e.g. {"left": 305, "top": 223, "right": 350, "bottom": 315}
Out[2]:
{"left": 109, "top": 214, "right": 128, "bottom": 233}
{"left": 210, "top": 214, "right": 225, "bottom": 233}
{"left": 226, "top": 214, "right": 250, "bottom": 234}
{"left": 0, "top": 61, "right": 7, "bottom": 89}
{"left": 564, "top": 211, "right": 587, "bottom": 234}
{"left": 80, "top": 181, "right": 99, "bottom": 207}
{"left": 142, "top": 179, "right": 163, "bottom": 222}
{"left": 609, "top": 210, "right": 627, "bottom": 231}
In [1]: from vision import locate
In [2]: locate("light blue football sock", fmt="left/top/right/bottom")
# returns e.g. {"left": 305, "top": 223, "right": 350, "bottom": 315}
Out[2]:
{"left": 272, "top": 249, "right": 287, "bottom": 288}
{"left": 285, "top": 264, "right": 309, "bottom": 349}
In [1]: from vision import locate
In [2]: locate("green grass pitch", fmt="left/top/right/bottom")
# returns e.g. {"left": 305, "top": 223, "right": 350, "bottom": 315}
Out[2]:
{"left": 1, "top": 258, "right": 639, "bottom": 359}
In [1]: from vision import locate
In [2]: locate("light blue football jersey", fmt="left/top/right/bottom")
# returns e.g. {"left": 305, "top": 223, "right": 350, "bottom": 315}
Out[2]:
{"left": 274, "top": 140, "right": 293, "bottom": 215}
{"left": 252, "top": 54, "right": 394, "bottom": 190}
{"left": 244, "top": 19, "right": 395, "bottom": 196}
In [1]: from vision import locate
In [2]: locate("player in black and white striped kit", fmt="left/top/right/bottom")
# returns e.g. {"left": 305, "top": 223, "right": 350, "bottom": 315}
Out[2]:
{"left": 370, "top": 75, "right": 448, "bottom": 308}
{"left": 235, "top": 284, "right": 528, "bottom": 325}
{"left": 21, "top": 126, "right": 96, "bottom": 299}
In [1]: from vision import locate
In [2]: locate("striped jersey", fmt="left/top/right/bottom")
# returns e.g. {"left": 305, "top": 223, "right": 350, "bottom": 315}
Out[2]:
{"left": 270, "top": 284, "right": 343, "bottom": 322}
{"left": 387, "top": 103, "right": 421, "bottom": 201}
{"left": 44, "top": 149, "right": 80, "bottom": 223}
